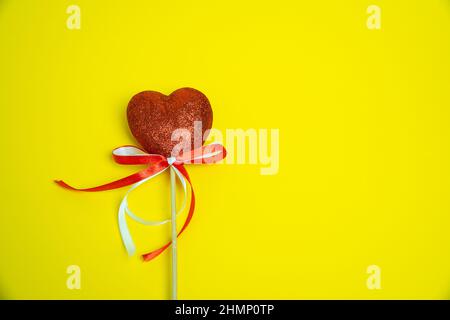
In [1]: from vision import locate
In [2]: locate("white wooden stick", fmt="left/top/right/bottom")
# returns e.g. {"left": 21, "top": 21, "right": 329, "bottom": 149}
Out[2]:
{"left": 170, "top": 166, "right": 177, "bottom": 300}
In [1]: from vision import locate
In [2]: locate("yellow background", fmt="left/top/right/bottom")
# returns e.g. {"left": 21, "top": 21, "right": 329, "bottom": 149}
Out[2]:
{"left": 1, "top": 0, "right": 449, "bottom": 299}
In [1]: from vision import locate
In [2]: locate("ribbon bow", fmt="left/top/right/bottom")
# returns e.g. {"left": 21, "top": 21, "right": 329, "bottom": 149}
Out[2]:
{"left": 55, "top": 143, "right": 226, "bottom": 261}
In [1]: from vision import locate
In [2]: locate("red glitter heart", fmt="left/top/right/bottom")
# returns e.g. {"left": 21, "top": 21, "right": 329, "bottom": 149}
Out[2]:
{"left": 127, "top": 88, "right": 213, "bottom": 157}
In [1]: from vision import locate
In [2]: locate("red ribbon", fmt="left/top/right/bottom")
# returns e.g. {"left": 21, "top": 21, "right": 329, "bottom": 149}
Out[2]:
{"left": 55, "top": 143, "right": 226, "bottom": 261}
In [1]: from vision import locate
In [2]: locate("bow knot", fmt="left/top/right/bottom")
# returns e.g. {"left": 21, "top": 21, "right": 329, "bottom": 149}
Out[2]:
{"left": 167, "top": 156, "right": 177, "bottom": 166}
{"left": 56, "top": 143, "right": 226, "bottom": 261}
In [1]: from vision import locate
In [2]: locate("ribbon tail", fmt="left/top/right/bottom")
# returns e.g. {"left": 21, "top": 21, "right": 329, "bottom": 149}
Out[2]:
{"left": 142, "top": 164, "right": 195, "bottom": 261}
{"left": 118, "top": 165, "right": 174, "bottom": 256}
{"left": 55, "top": 161, "right": 168, "bottom": 192}
{"left": 119, "top": 197, "right": 136, "bottom": 256}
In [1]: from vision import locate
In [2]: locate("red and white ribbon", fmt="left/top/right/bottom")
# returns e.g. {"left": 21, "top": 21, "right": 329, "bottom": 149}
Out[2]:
{"left": 55, "top": 143, "right": 226, "bottom": 261}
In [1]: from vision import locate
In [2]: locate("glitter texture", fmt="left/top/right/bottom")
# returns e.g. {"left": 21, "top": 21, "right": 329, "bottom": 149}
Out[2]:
{"left": 127, "top": 88, "right": 213, "bottom": 157}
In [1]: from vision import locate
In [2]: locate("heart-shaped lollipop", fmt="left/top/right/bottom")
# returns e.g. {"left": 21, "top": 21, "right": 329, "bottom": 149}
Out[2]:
{"left": 127, "top": 88, "right": 213, "bottom": 157}
{"left": 57, "top": 87, "right": 226, "bottom": 300}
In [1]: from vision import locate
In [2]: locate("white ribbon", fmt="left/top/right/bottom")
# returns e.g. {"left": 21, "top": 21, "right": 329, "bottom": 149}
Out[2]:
{"left": 118, "top": 159, "right": 187, "bottom": 256}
